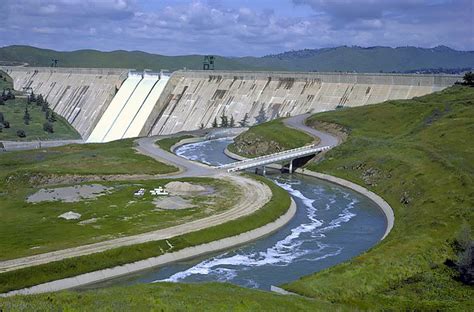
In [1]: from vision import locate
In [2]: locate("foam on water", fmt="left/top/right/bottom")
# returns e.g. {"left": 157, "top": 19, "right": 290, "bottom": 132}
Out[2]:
{"left": 157, "top": 178, "right": 357, "bottom": 285}
{"left": 175, "top": 138, "right": 234, "bottom": 166}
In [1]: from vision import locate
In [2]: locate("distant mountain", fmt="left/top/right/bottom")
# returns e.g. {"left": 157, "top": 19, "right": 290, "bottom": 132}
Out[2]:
{"left": 0, "top": 45, "right": 472, "bottom": 73}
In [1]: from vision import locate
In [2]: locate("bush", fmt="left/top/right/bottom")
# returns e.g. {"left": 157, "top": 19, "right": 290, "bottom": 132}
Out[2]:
{"left": 3, "top": 120, "right": 10, "bottom": 128}
{"left": 16, "top": 129, "right": 26, "bottom": 138}
{"left": 0, "top": 112, "right": 4, "bottom": 124}
{"left": 43, "top": 122, "right": 54, "bottom": 133}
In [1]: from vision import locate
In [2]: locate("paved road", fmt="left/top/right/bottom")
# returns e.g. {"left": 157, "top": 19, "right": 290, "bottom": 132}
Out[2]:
{"left": 283, "top": 113, "right": 340, "bottom": 147}
{"left": 1, "top": 139, "right": 84, "bottom": 152}
{"left": 135, "top": 136, "right": 216, "bottom": 178}
{"left": 0, "top": 135, "right": 272, "bottom": 273}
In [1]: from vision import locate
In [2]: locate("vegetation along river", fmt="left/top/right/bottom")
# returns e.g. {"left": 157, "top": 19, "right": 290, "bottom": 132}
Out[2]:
{"left": 89, "top": 138, "right": 386, "bottom": 291}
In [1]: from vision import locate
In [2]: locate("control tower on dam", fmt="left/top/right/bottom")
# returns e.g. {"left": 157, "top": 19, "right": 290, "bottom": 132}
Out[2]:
{"left": 1, "top": 66, "right": 461, "bottom": 142}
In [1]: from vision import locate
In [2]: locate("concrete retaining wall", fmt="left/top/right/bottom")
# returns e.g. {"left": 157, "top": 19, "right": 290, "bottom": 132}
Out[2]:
{"left": 1, "top": 66, "right": 127, "bottom": 139}
{"left": 150, "top": 70, "right": 461, "bottom": 135}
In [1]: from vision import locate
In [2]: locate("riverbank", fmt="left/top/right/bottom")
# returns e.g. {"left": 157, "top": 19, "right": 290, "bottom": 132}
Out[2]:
{"left": 224, "top": 144, "right": 394, "bottom": 240}
{"left": 284, "top": 86, "right": 474, "bottom": 310}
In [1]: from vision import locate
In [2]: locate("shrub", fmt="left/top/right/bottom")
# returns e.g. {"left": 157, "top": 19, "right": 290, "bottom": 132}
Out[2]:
{"left": 16, "top": 129, "right": 26, "bottom": 138}
{"left": 0, "top": 112, "right": 4, "bottom": 124}
{"left": 3, "top": 120, "right": 10, "bottom": 128}
{"left": 43, "top": 122, "right": 54, "bottom": 133}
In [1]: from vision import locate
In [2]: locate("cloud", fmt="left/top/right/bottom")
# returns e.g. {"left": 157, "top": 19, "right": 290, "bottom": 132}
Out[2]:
{"left": 0, "top": 0, "right": 472, "bottom": 55}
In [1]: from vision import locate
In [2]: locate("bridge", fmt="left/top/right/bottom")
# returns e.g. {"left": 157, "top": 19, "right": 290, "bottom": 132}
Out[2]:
{"left": 216, "top": 144, "right": 334, "bottom": 173}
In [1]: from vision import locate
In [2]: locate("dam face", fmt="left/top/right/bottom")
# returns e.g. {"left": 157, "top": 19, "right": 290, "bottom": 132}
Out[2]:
{"left": 1, "top": 67, "right": 461, "bottom": 141}
{"left": 1, "top": 66, "right": 127, "bottom": 139}
{"left": 148, "top": 71, "right": 460, "bottom": 135}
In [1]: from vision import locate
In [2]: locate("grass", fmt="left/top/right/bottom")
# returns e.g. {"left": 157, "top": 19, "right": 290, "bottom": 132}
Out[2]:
{"left": 0, "top": 283, "right": 343, "bottom": 312}
{"left": 0, "top": 70, "right": 13, "bottom": 90}
{"left": 0, "top": 139, "right": 177, "bottom": 178}
{"left": 282, "top": 86, "right": 474, "bottom": 310}
{"left": 0, "top": 177, "right": 240, "bottom": 260}
{"left": 228, "top": 118, "right": 314, "bottom": 158}
{"left": 0, "top": 97, "right": 81, "bottom": 141}
{"left": 0, "top": 174, "right": 291, "bottom": 294}
{"left": 156, "top": 135, "right": 194, "bottom": 152}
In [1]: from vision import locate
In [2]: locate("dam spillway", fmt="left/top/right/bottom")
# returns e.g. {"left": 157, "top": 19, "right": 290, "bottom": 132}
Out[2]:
{"left": 1, "top": 67, "right": 461, "bottom": 141}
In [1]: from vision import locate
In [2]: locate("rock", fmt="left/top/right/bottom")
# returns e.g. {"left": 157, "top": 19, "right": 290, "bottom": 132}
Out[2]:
{"left": 400, "top": 192, "right": 411, "bottom": 205}
{"left": 58, "top": 211, "right": 81, "bottom": 220}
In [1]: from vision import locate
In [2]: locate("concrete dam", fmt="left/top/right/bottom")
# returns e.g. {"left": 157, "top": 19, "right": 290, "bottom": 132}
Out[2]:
{"left": 1, "top": 67, "right": 461, "bottom": 141}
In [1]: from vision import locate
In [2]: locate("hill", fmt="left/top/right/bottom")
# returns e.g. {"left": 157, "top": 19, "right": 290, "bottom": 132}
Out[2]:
{"left": 0, "top": 45, "right": 472, "bottom": 73}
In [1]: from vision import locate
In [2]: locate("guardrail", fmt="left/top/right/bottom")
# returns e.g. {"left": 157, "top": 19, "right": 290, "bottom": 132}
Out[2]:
{"left": 216, "top": 144, "right": 334, "bottom": 172}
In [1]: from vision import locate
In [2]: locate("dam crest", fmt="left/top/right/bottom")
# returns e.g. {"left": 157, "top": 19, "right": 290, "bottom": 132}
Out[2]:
{"left": 1, "top": 67, "right": 461, "bottom": 141}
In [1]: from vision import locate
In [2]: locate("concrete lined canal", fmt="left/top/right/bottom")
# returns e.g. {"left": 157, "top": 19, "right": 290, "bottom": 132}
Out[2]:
{"left": 87, "top": 138, "right": 386, "bottom": 291}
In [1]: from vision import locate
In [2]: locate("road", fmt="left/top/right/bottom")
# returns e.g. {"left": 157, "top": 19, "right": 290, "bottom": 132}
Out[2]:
{"left": 0, "top": 135, "right": 273, "bottom": 273}
{"left": 283, "top": 113, "right": 340, "bottom": 147}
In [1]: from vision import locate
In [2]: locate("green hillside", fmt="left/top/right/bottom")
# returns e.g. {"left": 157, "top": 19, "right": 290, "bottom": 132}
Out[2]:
{"left": 0, "top": 45, "right": 274, "bottom": 72}
{"left": 284, "top": 86, "right": 474, "bottom": 309}
{"left": 0, "top": 45, "right": 472, "bottom": 72}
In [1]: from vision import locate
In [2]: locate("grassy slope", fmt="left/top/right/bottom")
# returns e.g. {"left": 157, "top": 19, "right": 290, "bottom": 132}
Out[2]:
{"left": 0, "top": 139, "right": 176, "bottom": 177}
{"left": 283, "top": 86, "right": 474, "bottom": 310}
{"left": 156, "top": 135, "right": 194, "bottom": 152}
{"left": 0, "top": 283, "right": 341, "bottom": 312}
{"left": 1, "top": 45, "right": 472, "bottom": 72}
{"left": 0, "top": 98, "right": 81, "bottom": 141}
{"left": 0, "top": 177, "right": 240, "bottom": 260}
{"left": 228, "top": 118, "right": 314, "bottom": 158}
{"left": 0, "top": 174, "right": 291, "bottom": 294}
{"left": 0, "top": 70, "right": 13, "bottom": 90}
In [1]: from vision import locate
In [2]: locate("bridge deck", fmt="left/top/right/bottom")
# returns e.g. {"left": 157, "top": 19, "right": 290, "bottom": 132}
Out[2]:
{"left": 216, "top": 144, "right": 333, "bottom": 172}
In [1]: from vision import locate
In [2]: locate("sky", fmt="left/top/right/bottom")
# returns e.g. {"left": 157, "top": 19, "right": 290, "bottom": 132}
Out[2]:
{"left": 0, "top": 0, "right": 472, "bottom": 56}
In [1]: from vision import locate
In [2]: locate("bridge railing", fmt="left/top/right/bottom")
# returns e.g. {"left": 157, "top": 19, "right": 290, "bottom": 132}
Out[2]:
{"left": 217, "top": 144, "right": 334, "bottom": 172}
{"left": 216, "top": 144, "right": 321, "bottom": 169}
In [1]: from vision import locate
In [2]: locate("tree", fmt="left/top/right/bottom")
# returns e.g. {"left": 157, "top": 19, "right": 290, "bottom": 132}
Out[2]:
{"left": 49, "top": 111, "right": 57, "bottom": 122}
{"left": 229, "top": 115, "right": 235, "bottom": 128}
{"left": 3, "top": 121, "right": 10, "bottom": 128}
{"left": 0, "top": 123, "right": 3, "bottom": 133}
{"left": 199, "top": 123, "right": 205, "bottom": 129}
{"left": 36, "top": 94, "right": 44, "bottom": 106}
{"left": 212, "top": 117, "right": 218, "bottom": 128}
{"left": 23, "top": 107, "right": 31, "bottom": 125}
{"left": 17, "top": 129, "right": 26, "bottom": 138}
{"left": 28, "top": 92, "right": 36, "bottom": 103}
{"left": 255, "top": 106, "right": 268, "bottom": 124}
{"left": 42, "top": 100, "right": 49, "bottom": 112}
{"left": 219, "top": 111, "right": 228, "bottom": 128}
{"left": 45, "top": 109, "right": 50, "bottom": 120}
{"left": 463, "top": 72, "right": 474, "bottom": 86}
{"left": 6, "top": 89, "right": 15, "bottom": 100}
{"left": 0, "top": 112, "right": 4, "bottom": 124}
{"left": 239, "top": 113, "right": 249, "bottom": 127}
{"left": 43, "top": 122, "right": 54, "bottom": 133}
{"left": 0, "top": 97, "right": 4, "bottom": 105}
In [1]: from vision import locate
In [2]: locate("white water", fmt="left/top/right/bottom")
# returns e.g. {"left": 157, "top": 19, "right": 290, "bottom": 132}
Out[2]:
{"left": 157, "top": 177, "right": 358, "bottom": 285}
